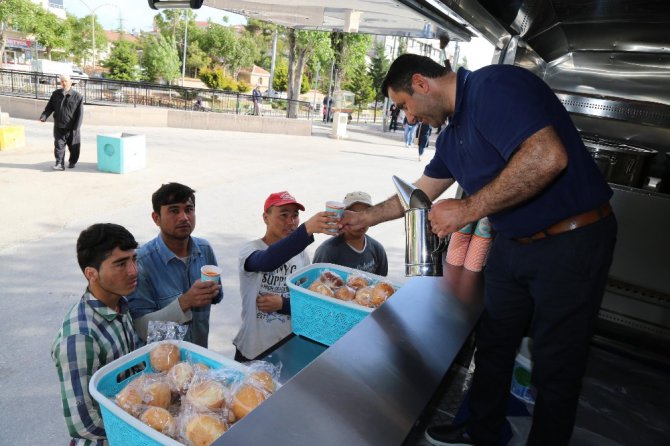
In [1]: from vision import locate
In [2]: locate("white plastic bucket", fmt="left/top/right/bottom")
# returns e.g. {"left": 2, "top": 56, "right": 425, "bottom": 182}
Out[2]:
{"left": 510, "top": 337, "right": 536, "bottom": 405}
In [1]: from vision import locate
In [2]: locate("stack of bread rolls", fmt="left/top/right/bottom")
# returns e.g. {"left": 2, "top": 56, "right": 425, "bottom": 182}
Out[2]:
{"left": 307, "top": 270, "right": 396, "bottom": 309}
{"left": 114, "top": 343, "right": 278, "bottom": 446}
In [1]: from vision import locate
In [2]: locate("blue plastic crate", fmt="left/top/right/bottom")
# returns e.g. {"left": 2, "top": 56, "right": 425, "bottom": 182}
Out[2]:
{"left": 287, "top": 263, "right": 398, "bottom": 346}
{"left": 89, "top": 341, "right": 251, "bottom": 446}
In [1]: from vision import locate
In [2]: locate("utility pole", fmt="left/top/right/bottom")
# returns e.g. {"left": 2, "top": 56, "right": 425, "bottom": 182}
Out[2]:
{"left": 268, "top": 29, "right": 278, "bottom": 96}
{"left": 181, "top": 9, "right": 188, "bottom": 86}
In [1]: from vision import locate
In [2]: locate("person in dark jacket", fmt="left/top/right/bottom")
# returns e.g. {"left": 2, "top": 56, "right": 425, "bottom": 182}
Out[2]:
{"left": 416, "top": 121, "right": 432, "bottom": 161}
{"left": 39, "top": 74, "right": 84, "bottom": 171}
{"left": 389, "top": 103, "right": 400, "bottom": 132}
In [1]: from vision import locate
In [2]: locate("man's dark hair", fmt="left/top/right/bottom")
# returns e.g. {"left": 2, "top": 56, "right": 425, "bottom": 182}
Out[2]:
{"left": 151, "top": 182, "right": 196, "bottom": 214}
{"left": 381, "top": 54, "right": 450, "bottom": 98}
{"left": 76, "top": 223, "right": 138, "bottom": 273}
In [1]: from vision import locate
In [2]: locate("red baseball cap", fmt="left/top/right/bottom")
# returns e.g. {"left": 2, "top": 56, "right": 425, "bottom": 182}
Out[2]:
{"left": 264, "top": 191, "right": 305, "bottom": 212}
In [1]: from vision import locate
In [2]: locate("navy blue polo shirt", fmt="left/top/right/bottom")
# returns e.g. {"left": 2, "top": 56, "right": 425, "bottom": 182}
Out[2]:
{"left": 425, "top": 65, "right": 612, "bottom": 238}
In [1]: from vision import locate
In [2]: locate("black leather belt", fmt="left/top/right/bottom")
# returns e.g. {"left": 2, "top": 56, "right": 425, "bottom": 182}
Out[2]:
{"left": 516, "top": 203, "right": 612, "bottom": 244}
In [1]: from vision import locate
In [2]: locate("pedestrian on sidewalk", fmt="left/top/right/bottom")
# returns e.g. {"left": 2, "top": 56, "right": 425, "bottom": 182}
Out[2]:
{"left": 403, "top": 115, "right": 417, "bottom": 148}
{"left": 39, "top": 74, "right": 84, "bottom": 170}
{"left": 252, "top": 85, "right": 263, "bottom": 116}
{"left": 416, "top": 122, "right": 432, "bottom": 161}
{"left": 389, "top": 103, "right": 400, "bottom": 132}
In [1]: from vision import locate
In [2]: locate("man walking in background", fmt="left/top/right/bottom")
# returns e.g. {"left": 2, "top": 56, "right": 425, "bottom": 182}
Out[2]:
{"left": 252, "top": 85, "right": 263, "bottom": 116}
{"left": 39, "top": 74, "right": 84, "bottom": 170}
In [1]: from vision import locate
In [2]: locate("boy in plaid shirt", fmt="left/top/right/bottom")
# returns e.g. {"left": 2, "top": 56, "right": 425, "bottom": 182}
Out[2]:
{"left": 51, "top": 223, "right": 140, "bottom": 445}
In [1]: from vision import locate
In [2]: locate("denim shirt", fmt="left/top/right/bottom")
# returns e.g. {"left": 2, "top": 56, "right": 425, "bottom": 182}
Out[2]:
{"left": 127, "top": 235, "right": 223, "bottom": 348}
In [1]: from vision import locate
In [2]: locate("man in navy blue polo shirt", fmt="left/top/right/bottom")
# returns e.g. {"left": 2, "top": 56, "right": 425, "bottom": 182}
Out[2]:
{"left": 340, "top": 54, "right": 617, "bottom": 446}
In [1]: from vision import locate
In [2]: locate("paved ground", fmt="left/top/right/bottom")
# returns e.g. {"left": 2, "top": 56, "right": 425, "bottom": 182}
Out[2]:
{"left": 0, "top": 116, "right": 450, "bottom": 444}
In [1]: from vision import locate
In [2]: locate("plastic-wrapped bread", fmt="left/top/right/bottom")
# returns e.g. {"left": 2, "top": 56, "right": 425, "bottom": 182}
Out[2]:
{"left": 140, "top": 406, "right": 176, "bottom": 436}
{"left": 150, "top": 343, "right": 181, "bottom": 372}
{"left": 185, "top": 380, "right": 226, "bottom": 412}
{"left": 370, "top": 282, "right": 395, "bottom": 307}
{"left": 308, "top": 279, "right": 335, "bottom": 297}
{"left": 184, "top": 413, "right": 227, "bottom": 446}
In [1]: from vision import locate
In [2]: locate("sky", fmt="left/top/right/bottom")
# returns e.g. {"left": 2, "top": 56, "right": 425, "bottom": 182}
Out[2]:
{"left": 63, "top": 0, "right": 246, "bottom": 33}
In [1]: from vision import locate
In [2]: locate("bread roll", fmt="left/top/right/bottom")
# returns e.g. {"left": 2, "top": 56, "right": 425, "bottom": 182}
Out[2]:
{"left": 232, "top": 384, "right": 267, "bottom": 420}
{"left": 354, "top": 286, "right": 374, "bottom": 307}
{"left": 371, "top": 282, "right": 395, "bottom": 307}
{"left": 167, "top": 361, "right": 194, "bottom": 393}
{"left": 334, "top": 285, "right": 355, "bottom": 301}
{"left": 143, "top": 380, "right": 172, "bottom": 409}
{"left": 115, "top": 379, "right": 144, "bottom": 417}
{"left": 150, "top": 343, "right": 180, "bottom": 372}
{"left": 140, "top": 406, "right": 176, "bottom": 435}
{"left": 186, "top": 380, "right": 226, "bottom": 411}
{"left": 308, "top": 280, "right": 334, "bottom": 297}
{"left": 184, "top": 413, "right": 226, "bottom": 446}
{"left": 248, "top": 370, "right": 275, "bottom": 393}
{"left": 319, "top": 270, "right": 344, "bottom": 288}
{"left": 346, "top": 275, "right": 369, "bottom": 290}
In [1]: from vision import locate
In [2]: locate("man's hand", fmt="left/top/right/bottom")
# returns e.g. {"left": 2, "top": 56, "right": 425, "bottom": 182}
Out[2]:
{"left": 39, "top": 117, "right": 45, "bottom": 122}
{"left": 339, "top": 209, "right": 370, "bottom": 234}
{"left": 256, "top": 293, "right": 283, "bottom": 313}
{"left": 304, "top": 211, "right": 339, "bottom": 236}
{"left": 428, "top": 198, "right": 475, "bottom": 238}
{"left": 178, "top": 280, "right": 221, "bottom": 312}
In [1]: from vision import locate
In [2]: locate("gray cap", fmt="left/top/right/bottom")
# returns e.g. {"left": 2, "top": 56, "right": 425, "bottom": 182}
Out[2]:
{"left": 343, "top": 191, "right": 373, "bottom": 209}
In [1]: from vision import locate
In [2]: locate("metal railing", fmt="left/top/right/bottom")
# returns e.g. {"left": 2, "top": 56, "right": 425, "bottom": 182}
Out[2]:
{"left": 0, "top": 69, "right": 315, "bottom": 119}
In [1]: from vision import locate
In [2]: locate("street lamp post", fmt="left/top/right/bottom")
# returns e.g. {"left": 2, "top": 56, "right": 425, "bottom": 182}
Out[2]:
{"left": 77, "top": 1, "right": 118, "bottom": 75}
{"left": 181, "top": 9, "right": 188, "bottom": 86}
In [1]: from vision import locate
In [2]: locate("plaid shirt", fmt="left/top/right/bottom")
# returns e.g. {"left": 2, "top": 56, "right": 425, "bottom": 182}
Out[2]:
{"left": 51, "top": 290, "right": 138, "bottom": 446}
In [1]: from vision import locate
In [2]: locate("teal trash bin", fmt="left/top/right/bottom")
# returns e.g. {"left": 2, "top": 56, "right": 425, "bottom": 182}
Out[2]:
{"left": 96, "top": 133, "right": 146, "bottom": 174}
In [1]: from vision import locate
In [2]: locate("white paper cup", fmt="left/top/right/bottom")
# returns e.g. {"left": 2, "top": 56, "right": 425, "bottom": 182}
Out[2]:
{"left": 200, "top": 265, "right": 222, "bottom": 283}
{"left": 325, "top": 201, "right": 345, "bottom": 233}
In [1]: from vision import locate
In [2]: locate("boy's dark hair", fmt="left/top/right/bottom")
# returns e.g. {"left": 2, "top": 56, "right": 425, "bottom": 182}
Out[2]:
{"left": 76, "top": 223, "right": 138, "bottom": 273}
{"left": 151, "top": 182, "right": 196, "bottom": 214}
{"left": 381, "top": 54, "right": 450, "bottom": 98}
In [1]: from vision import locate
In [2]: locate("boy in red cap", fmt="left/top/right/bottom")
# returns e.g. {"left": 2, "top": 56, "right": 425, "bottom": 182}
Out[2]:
{"left": 233, "top": 191, "right": 337, "bottom": 362}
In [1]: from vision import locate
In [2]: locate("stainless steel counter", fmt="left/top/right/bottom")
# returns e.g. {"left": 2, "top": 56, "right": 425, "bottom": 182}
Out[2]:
{"left": 215, "top": 266, "right": 484, "bottom": 445}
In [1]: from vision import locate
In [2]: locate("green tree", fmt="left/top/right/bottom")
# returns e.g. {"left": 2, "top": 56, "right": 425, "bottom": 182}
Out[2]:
{"left": 32, "top": 8, "right": 69, "bottom": 60}
{"left": 344, "top": 62, "right": 374, "bottom": 119}
{"left": 286, "top": 29, "right": 332, "bottom": 117}
{"left": 103, "top": 39, "right": 139, "bottom": 81}
{"left": 64, "top": 14, "right": 107, "bottom": 69}
{"left": 272, "top": 61, "right": 288, "bottom": 92}
{"left": 187, "top": 40, "right": 210, "bottom": 77}
{"left": 141, "top": 34, "right": 180, "bottom": 83}
{"left": 0, "top": 0, "right": 38, "bottom": 62}
{"left": 367, "top": 42, "right": 391, "bottom": 120}
{"left": 199, "top": 66, "right": 237, "bottom": 90}
{"left": 197, "top": 23, "right": 238, "bottom": 72}
{"left": 330, "top": 32, "right": 372, "bottom": 93}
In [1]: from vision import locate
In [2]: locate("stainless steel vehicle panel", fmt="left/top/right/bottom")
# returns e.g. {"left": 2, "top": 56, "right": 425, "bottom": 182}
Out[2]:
{"left": 214, "top": 272, "right": 483, "bottom": 445}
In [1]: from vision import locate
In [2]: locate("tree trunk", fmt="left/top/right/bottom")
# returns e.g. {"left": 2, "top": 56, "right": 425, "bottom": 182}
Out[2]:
{"left": 286, "top": 28, "right": 297, "bottom": 118}
{"left": 0, "top": 31, "right": 6, "bottom": 65}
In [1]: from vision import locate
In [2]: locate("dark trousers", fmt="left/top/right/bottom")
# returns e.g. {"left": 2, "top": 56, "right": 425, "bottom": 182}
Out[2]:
{"left": 54, "top": 127, "right": 80, "bottom": 166}
{"left": 389, "top": 117, "right": 399, "bottom": 132}
{"left": 468, "top": 213, "right": 617, "bottom": 446}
